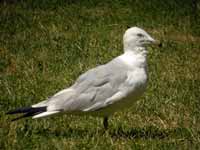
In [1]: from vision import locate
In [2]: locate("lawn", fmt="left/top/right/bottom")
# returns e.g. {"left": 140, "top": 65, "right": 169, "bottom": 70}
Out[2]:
{"left": 0, "top": 0, "right": 200, "bottom": 149}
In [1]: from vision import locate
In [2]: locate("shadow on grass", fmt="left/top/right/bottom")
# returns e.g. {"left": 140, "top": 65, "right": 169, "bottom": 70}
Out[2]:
{"left": 35, "top": 125, "right": 191, "bottom": 140}
{"left": 109, "top": 126, "right": 191, "bottom": 139}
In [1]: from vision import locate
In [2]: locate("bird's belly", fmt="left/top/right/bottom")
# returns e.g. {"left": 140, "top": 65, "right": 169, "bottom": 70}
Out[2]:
{"left": 96, "top": 83, "right": 147, "bottom": 116}
{"left": 92, "top": 68, "right": 147, "bottom": 116}
{"left": 109, "top": 68, "right": 148, "bottom": 112}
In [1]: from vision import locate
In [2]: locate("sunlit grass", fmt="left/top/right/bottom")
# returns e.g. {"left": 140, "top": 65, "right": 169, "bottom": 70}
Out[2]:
{"left": 0, "top": 0, "right": 200, "bottom": 149}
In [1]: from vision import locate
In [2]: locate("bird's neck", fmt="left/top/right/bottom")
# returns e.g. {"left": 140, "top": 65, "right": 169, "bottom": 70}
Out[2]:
{"left": 120, "top": 47, "right": 147, "bottom": 67}
{"left": 124, "top": 46, "right": 147, "bottom": 57}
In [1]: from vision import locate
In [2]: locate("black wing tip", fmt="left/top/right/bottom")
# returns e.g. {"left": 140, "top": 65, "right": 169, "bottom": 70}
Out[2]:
{"left": 7, "top": 106, "right": 47, "bottom": 121}
{"left": 6, "top": 106, "right": 33, "bottom": 115}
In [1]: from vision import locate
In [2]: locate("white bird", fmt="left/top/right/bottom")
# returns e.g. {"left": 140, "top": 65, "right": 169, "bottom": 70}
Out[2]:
{"left": 7, "top": 27, "right": 157, "bottom": 129}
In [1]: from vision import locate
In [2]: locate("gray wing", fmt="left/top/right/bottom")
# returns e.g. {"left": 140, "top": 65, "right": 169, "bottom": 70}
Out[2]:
{"left": 35, "top": 58, "right": 130, "bottom": 112}
{"left": 68, "top": 59, "right": 129, "bottom": 111}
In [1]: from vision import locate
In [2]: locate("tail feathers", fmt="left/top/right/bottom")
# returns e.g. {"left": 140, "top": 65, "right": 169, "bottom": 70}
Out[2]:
{"left": 7, "top": 106, "right": 47, "bottom": 121}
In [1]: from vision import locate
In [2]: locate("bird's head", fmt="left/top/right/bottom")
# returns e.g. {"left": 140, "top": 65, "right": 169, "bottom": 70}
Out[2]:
{"left": 123, "top": 27, "right": 157, "bottom": 52}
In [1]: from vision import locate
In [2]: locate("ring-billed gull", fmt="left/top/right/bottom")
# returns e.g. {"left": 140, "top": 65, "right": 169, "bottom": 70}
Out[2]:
{"left": 7, "top": 27, "right": 157, "bottom": 129}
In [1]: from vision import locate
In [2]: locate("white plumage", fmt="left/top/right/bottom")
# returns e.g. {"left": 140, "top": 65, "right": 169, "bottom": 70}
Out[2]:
{"left": 7, "top": 27, "right": 157, "bottom": 128}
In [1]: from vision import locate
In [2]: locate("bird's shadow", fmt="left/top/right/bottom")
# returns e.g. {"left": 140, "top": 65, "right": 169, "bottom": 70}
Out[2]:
{"left": 35, "top": 125, "right": 187, "bottom": 140}
{"left": 109, "top": 126, "right": 174, "bottom": 139}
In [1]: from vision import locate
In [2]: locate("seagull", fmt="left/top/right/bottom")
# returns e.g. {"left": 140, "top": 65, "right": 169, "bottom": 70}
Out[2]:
{"left": 7, "top": 27, "right": 157, "bottom": 129}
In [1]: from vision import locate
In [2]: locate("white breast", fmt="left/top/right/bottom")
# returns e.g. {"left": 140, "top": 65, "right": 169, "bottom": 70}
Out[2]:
{"left": 118, "top": 51, "right": 147, "bottom": 69}
{"left": 110, "top": 51, "right": 148, "bottom": 111}
{"left": 97, "top": 53, "right": 148, "bottom": 116}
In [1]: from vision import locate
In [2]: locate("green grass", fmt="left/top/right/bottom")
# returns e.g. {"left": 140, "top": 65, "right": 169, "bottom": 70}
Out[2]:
{"left": 0, "top": 0, "right": 200, "bottom": 149}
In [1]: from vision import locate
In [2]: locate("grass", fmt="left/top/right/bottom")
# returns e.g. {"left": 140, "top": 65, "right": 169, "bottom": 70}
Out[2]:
{"left": 0, "top": 0, "right": 200, "bottom": 149}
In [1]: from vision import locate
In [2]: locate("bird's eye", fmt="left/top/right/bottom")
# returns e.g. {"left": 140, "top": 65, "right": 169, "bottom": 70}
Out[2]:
{"left": 137, "top": 33, "right": 144, "bottom": 37}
